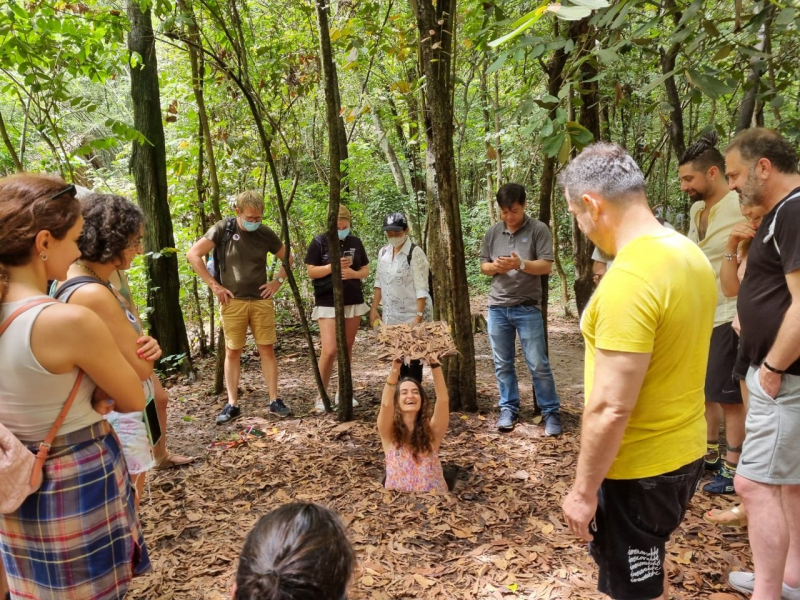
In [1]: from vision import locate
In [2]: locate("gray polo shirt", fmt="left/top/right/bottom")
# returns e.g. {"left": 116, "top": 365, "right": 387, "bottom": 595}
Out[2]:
{"left": 480, "top": 215, "right": 554, "bottom": 308}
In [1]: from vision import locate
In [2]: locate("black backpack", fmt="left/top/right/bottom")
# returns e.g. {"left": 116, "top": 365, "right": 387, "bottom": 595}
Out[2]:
{"left": 208, "top": 217, "right": 237, "bottom": 283}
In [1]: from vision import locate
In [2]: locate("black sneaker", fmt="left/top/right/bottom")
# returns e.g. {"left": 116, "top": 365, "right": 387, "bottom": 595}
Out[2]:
{"left": 216, "top": 404, "right": 241, "bottom": 425}
{"left": 544, "top": 412, "right": 562, "bottom": 436}
{"left": 269, "top": 398, "right": 292, "bottom": 418}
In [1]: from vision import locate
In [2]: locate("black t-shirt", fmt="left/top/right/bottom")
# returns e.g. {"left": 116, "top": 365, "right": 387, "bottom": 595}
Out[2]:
{"left": 737, "top": 189, "right": 800, "bottom": 376}
{"left": 304, "top": 233, "right": 369, "bottom": 307}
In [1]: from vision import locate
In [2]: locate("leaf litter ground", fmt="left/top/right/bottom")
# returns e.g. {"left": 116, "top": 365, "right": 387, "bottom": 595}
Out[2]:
{"left": 130, "top": 312, "right": 751, "bottom": 599}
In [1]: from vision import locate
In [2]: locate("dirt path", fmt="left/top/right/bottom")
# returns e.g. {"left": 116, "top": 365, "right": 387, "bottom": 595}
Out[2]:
{"left": 130, "top": 311, "right": 750, "bottom": 599}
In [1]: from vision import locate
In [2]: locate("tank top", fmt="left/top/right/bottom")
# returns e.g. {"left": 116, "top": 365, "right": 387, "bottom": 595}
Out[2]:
{"left": 385, "top": 444, "right": 448, "bottom": 493}
{"left": 0, "top": 297, "right": 99, "bottom": 442}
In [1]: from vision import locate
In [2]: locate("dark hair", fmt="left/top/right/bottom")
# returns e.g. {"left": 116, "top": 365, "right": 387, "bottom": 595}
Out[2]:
{"left": 726, "top": 127, "right": 800, "bottom": 175}
{"left": 496, "top": 183, "right": 526, "bottom": 209}
{"left": 78, "top": 193, "right": 144, "bottom": 264}
{"left": 235, "top": 503, "right": 355, "bottom": 600}
{"left": 392, "top": 377, "right": 434, "bottom": 461}
{"left": 0, "top": 173, "right": 80, "bottom": 302}
{"left": 679, "top": 130, "right": 725, "bottom": 174}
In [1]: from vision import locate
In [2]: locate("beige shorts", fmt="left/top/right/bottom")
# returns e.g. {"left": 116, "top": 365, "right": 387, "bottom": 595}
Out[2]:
{"left": 312, "top": 303, "right": 370, "bottom": 320}
{"left": 220, "top": 298, "right": 276, "bottom": 349}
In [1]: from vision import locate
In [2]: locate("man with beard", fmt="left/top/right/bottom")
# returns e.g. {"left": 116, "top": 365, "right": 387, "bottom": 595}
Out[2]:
{"left": 678, "top": 132, "right": 747, "bottom": 495}
{"left": 561, "top": 143, "right": 715, "bottom": 600}
{"left": 725, "top": 129, "right": 800, "bottom": 600}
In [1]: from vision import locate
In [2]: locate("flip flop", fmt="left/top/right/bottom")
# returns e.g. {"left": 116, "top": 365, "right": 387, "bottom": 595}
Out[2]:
{"left": 153, "top": 453, "right": 197, "bottom": 470}
{"left": 703, "top": 505, "right": 747, "bottom": 528}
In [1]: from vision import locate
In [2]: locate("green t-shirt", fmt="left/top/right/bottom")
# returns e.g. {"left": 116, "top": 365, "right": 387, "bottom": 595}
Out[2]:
{"left": 203, "top": 219, "right": 283, "bottom": 299}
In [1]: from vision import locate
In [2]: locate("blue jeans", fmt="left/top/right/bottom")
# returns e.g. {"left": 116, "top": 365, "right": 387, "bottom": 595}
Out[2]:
{"left": 487, "top": 305, "right": 561, "bottom": 417}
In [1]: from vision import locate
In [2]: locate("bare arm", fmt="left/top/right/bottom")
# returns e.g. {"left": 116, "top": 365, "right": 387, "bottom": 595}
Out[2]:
{"left": 31, "top": 305, "right": 145, "bottom": 413}
{"left": 429, "top": 364, "right": 449, "bottom": 450}
{"left": 343, "top": 263, "right": 370, "bottom": 281}
{"left": 370, "top": 287, "right": 383, "bottom": 326}
{"left": 186, "top": 236, "right": 218, "bottom": 288}
{"left": 721, "top": 223, "right": 756, "bottom": 297}
{"left": 759, "top": 270, "right": 800, "bottom": 397}
{"left": 377, "top": 360, "right": 402, "bottom": 451}
{"left": 563, "top": 349, "right": 650, "bottom": 541}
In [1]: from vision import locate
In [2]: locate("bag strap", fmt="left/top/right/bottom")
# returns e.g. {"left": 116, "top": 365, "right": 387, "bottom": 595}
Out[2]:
{"left": 217, "top": 217, "right": 237, "bottom": 273}
{"left": 0, "top": 297, "right": 85, "bottom": 489}
{"left": 407, "top": 243, "right": 417, "bottom": 266}
{"left": 763, "top": 190, "right": 800, "bottom": 256}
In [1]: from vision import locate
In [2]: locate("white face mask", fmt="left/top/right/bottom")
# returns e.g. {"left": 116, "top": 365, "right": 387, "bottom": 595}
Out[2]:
{"left": 388, "top": 235, "right": 406, "bottom": 248}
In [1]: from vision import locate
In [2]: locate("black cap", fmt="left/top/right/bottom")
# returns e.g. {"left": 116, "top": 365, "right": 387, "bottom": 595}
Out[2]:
{"left": 382, "top": 212, "right": 408, "bottom": 232}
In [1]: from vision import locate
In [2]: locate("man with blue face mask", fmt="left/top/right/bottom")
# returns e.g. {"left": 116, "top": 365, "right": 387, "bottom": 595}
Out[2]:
{"left": 188, "top": 190, "right": 293, "bottom": 424}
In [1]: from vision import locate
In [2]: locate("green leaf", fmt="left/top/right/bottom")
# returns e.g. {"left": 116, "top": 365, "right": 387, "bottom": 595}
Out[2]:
{"left": 596, "top": 47, "right": 618, "bottom": 63}
{"left": 776, "top": 7, "right": 795, "bottom": 26}
{"left": 571, "top": 0, "right": 610, "bottom": 8}
{"left": 566, "top": 121, "right": 594, "bottom": 147}
{"left": 486, "top": 51, "right": 509, "bottom": 74}
{"left": 542, "top": 131, "right": 566, "bottom": 158}
{"left": 488, "top": 4, "right": 547, "bottom": 48}
{"left": 686, "top": 69, "right": 734, "bottom": 99}
{"left": 769, "top": 95, "right": 785, "bottom": 109}
{"left": 712, "top": 43, "right": 734, "bottom": 62}
{"left": 640, "top": 69, "right": 677, "bottom": 96}
{"left": 546, "top": 4, "right": 592, "bottom": 21}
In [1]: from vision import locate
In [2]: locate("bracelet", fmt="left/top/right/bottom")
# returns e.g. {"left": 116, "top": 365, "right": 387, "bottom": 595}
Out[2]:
{"left": 724, "top": 253, "right": 736, "bottom": 261}
{"left": 763, "top": 361, "right": 786, "bottom": 375}
{"left": 386, "top": 379, "right": 398, "bottom": 386}
{"left": 430, "top": 363, "right": 441, "bottom": 369}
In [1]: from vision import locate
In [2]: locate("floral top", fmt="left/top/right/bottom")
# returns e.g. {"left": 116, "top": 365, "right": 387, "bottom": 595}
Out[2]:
{"left": 385, "top": 444, "right": 447, "bottom": 493}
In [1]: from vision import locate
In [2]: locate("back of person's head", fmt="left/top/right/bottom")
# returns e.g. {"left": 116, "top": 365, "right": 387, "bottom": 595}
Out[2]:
{"left": 496, "top": 183, "right": 526, "bottom": 209}
{"left": 78, "top": 193, "right": 144, "bottom": 264}
{"left": 679, "top": 130, "right": 725, "bottom": 174}
{"left": 558, "top": 142, "right": 646, "bottom": 206}
{"left": 234, "top": 503, "right": 355, "bottom": 600}
{"left": 0, "top": 173, "right": 80, "bottom": 301}
{"left": 236, "top": 190, "right": 265, "bottom": 213}
{"left": 726, "top": 128, "right": 799, "bottom": 175}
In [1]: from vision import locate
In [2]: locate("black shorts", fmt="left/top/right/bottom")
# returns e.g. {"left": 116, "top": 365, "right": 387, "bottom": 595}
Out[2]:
{"left": 732, "top": 341, "right": 750, "bottom": 383}
{"left": 589, "top": 459, "right": 703, "bottom": 600}
{"left": 705, "top": 324, "right": 743, "bottom": 404}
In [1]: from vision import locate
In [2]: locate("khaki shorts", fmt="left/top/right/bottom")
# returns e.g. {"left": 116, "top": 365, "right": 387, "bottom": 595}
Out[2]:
{"left": 220, "top": 298, "right": 276, "bottom": 350}
{"left": 739, "top": 367, "right": 800, "bottom": 485}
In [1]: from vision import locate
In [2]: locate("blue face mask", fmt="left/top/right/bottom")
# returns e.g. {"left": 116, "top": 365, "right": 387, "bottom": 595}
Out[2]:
{"left": 338, "top": 228, "right": 350, "bottom": 240}
{"left": 241, "top": 220, "right": 260, "bottom": 232}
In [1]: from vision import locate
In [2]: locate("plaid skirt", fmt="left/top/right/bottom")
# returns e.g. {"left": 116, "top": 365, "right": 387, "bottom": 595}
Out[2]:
{"left": 0, "top": 421, "right": 151, "bottom": 599}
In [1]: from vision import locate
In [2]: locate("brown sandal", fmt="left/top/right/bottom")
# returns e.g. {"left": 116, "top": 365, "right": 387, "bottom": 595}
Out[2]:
{"left": 153, "top": 454, "right": 196, "bottom": 471}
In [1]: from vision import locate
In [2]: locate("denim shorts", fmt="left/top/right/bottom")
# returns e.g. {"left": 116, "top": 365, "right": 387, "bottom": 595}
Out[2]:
{"left": 589, "top": 459, "right": 703, "bottom": 600}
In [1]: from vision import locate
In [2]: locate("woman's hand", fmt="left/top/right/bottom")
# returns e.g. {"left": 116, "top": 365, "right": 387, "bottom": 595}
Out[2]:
{"left": 726, "top": 221, "right": 758, "bottom": 253}
{"left": 137, "top": 335, "right": 162, "bottom": 361}
{"left": 92, "top": 387, "right": 115, "bottom": 415}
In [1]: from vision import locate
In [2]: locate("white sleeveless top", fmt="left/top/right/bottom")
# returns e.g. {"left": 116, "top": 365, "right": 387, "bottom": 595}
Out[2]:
{"left": 0, "top": 297, "right": 99, "bottom": 442}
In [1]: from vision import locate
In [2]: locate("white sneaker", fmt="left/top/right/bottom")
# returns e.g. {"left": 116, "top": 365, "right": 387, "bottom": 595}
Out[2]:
{"left": 729, "top": 571, "right": 800, "bottom": 600}
{"left": 314, "top": 397, "right": 326, "bottom": 413}
{"left": 335, "top": 392, "right": 358, "bottom": 407}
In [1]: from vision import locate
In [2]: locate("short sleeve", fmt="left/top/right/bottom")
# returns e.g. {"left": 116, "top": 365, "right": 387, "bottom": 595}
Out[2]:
{"left": 356, "top": 237, "right": 369, "bottom": 266}
{"left": 305, "top": 236, "right": 324, "bottom": 266}
{"left": 480, "top": 231, "right": 493, "bottom": 264}
{"left": 203, "top": 220, "right": 225, "bottom": 246}
{"left": 261, "top": 225, "right": 284, "bottom": 255}
{"left": 775, "top": 200, "right": 800, "bottom": 274}
{"left": 592, "top": 269, "right": 660, "bottom": 354}
{"left": 531, "top": 222, "right": 554, "bottom": 261}
{"left": 410, "top": 246, "right": 430, "bottom": 297}
{"left": 375, "top": 247, "right": 387, "bottom": 289}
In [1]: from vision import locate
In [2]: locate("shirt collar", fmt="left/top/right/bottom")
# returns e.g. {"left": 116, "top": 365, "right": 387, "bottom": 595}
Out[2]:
{"left": 502, "top": 214, "right": 531, "bottom": 234}
{"left": 396, "top": 236, "right": 413, "bottom": 255}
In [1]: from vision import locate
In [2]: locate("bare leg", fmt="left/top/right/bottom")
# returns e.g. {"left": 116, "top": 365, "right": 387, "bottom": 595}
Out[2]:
{"left": 344, "top": 316, "right": 361, "bottom": 359}
{"left": 737, "top": 475, "right": 788, "bottom": 599}
{"left": 133, "top": 472, "right": 146, "bottom": 510}
{"left": 722, "top": 402, "right": 747, "bottom": 466}
{"left": 150, "top": 375, "right": 194, "bottom": 468}
{"left": 317, "top": 318, "right": 337, "bottom": 392}
{"left": 224, "top": 347, "right": 243, "bottom": 405}
{"left": 256, "top": 344, "right": 278, "bottom": 400}
{"left": 705, "top": 401, "right": 723, "bottom": 462}
{"left": 783, "top": 485, "right": 800, "bottom": 588}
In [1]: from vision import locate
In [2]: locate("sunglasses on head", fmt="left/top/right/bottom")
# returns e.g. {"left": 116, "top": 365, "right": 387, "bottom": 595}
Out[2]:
{"left": 46, "top": 184, "right": 76, "bottom": 201}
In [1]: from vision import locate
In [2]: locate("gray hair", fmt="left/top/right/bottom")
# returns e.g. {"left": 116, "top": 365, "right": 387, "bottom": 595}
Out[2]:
{"left": 558, "top": 143, "right": 646, "bottom": 204}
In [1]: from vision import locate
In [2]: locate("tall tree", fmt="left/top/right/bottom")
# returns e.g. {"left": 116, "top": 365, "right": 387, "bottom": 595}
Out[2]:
{"left": 127, "top": 0, "right": 192, "bottom": 373}
{"left": 410, "top": 0, "right": 477, "bottom": 411}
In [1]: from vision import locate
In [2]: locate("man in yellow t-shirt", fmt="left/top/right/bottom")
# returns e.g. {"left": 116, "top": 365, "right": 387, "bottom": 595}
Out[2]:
{"left": 560, "top": 143, "right": 716, "bottom": 600}
{"left": 679, "top": 132, "right": 747, "bottom": 497}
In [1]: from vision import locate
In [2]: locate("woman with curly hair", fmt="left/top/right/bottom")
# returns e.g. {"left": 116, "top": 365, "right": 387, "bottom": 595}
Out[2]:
{"left": 233, "top": 502, "right": 355, "bottom": 600}
{"left": 0, "top": 173, "right": 149, "bottom": 599}
{"left": 53, "top": 193, "right": 161, "bottom": 505}
{"left": 377, "top": 358, "right": 450, "bottom": 492}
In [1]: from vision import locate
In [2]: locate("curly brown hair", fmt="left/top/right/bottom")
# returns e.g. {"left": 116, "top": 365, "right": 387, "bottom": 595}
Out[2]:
{"left": 78, "top": 193, "right": 143, "bottom": 264}
{"left": 391, "top": 377, "right": 434, "bottom": 461}
{"left": 0, "top": 173, "right": 80, "bottom": 302}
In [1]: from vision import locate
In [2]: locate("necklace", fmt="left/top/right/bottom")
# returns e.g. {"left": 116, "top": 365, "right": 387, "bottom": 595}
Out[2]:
{"left": 76, "top": 262, "right": 110, "bottom": 285}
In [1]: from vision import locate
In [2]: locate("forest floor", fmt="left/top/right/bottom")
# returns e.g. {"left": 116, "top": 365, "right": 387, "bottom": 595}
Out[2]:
{"left": 130, "top": 304, "right": 751, "bottom": 600}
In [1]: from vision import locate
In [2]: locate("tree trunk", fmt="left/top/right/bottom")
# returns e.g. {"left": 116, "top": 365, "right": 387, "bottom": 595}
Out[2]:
{"left": 127, "top": 0, "right": 193, "bottom": 375}
{"left": 736, "top": 2, "right": 773, "bottom": 132}
{"left": 479, "top": 60, "right": 498, "bottom": 225}
{"left": 317, "top": 0, "right": 353, "bottom": 421}
{"left": 0, "top": 112, "right": 23, "bottom": 171}
{"left": 411, "top": 0, "right": 477, "bottom": 411}
{"left": 371, "top": 108, "right": 409, "bottom": 196}
{"left": 661, "top": 0, "right": 686, "bottom": 158}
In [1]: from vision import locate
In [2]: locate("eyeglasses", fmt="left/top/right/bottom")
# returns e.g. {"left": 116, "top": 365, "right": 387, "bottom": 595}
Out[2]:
{"left": 46, "top": 184, "right": 76, "bottom": 201}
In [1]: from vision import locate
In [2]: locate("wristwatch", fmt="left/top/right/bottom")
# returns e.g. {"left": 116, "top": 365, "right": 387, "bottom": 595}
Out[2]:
{"left": 276, "top": 276, "right": 285, "bottom": 284}
{"left": 416, "top": 311, "right": 424, "bottom": 317}
{"left": 518, "top": 259, "right": 526, "bottom": 271}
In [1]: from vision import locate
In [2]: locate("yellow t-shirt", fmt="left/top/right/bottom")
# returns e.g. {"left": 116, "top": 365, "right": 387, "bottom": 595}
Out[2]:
{"left": 687, "top": 191, "right": 745, "bottom": 326}
{"left": 581, "top": 230, "right": 716, "bottom": 479}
